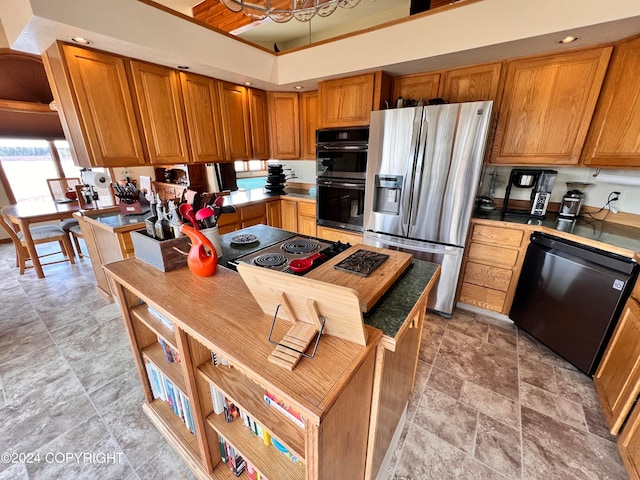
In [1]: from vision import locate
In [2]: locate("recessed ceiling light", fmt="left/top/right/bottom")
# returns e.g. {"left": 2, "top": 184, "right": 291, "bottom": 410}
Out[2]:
{"left": 294, "top": 86, "right": 303, "bottom": 90}
{"left": 244, "top": 82, "right": 253, "bottom": 86}
{"left": 177, "top": 65, "right": 190, "bottom": 70}
{"left": 71, "top": 37, "right": 92, "bottom": 45}
{"left": 559, "top": 36, "right": 578, "bottom": 44}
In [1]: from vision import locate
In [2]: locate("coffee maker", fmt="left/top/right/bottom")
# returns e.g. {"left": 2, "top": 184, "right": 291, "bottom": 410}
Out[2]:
{"left": 502, "top": 169, "right": 558, "bottom": 220}
{"left": 559, "top": 188, "right": 585, "bottom": 219}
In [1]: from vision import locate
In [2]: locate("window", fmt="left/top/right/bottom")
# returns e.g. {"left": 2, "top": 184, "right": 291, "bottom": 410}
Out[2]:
{"left": 0, "top": 138, "right": 112, "bottom": 205}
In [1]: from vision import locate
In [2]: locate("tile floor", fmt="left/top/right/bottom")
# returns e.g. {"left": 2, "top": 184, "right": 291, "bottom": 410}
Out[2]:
{"left": 0, "top": 242, "right": 628, "bottom": 479}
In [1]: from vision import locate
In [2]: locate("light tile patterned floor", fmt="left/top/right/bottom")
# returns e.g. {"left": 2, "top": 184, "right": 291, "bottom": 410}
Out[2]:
{"left": 0, "top": 242, "right": 627, "bottom": 479}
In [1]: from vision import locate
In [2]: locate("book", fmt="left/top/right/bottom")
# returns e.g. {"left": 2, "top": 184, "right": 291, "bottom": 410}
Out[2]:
{"left": 144, "top": 359, "right": 163, "bottom": 400}
{"left": 218, "top": 434, "right": 227, "bottom": 464}
{"left": 163, "top": 377, "right": 178, "bottom": 415}
{"left": 158, "top": 338, "right": 174, "bottom": 363}
{"left": 210, "top": 385, "right": 225, "bottom": 415}
{"left": 264, "top": 391, "right": 305, "bottom": 429}
{"left": 147, "top": 305, "right": 174, "bottom": 331}
{"left": 223, "top": 397, "right": 239, "bottom": 423}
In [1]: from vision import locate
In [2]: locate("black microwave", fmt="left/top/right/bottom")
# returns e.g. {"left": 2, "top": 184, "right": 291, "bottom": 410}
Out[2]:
{"left": 316, "top": 126, "right": 369, "bottom": 179}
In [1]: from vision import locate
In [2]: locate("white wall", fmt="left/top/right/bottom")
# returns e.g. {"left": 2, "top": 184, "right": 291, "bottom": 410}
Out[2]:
{"left": 480, "top": 165, "right": 640, "bottom": 215}
{"left": 269, "top": 160, "right": 317, "bottom": 185}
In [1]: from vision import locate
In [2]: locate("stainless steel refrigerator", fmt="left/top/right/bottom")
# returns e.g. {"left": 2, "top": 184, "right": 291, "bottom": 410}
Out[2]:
{"left": 363, "top": 101, "right": 493, "bottom": 316}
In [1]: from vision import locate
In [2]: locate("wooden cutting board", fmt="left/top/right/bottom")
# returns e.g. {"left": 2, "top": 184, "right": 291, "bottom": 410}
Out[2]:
{"left": 305, "top": 244, "right": 413, "bottom": 312}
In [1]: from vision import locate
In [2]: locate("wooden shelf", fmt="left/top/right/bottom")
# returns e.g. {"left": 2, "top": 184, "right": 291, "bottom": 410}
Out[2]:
{"left": 208, "top": 413, "right": 305, "bottom": 480}
{"left": 131, "top": 303, "right": 177, "bottom": 350}
{"left": 142, "top": 343, "right": 187, "bottom": 393}
{"left": 198, "top": 361, "right": 306, "bottom": 461}
{"left": 143, "top": 400, "right": 201, "bottom": 471}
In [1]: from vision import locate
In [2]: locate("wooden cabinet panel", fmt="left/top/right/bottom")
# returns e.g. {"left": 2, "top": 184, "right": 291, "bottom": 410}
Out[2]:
{"left": 248, "top": 88, "right": 270, "bottom": 160}
{"left": 265, "top": 200, "right": 281, "bottom": 228}
{"left": 217, "top": 211, "right": 240, "bottom": 234}
{"left": 392, "top": 72, "right": 440, "bottom": 104}
{"left": 280, "top": 199, "right": 298, "bottom": 232}
{"left": 268, "top": 92, "right": 300, "bottom": 160}
{"left": 239, "top": 203, "right": 266, "bottom": 222}
{"left": 467, "top": 243, "right": 519, "bottom": 268}
{"left": 582, "top": 36, "right": 640, "bottom": 167}
{"left": 459, "top": 282, "right": 506, "bottom": 313}
{"left": 48, "top": 43, "right": 146, "bottom": 168}
{"left": 594, "top": 296, "right": 640, "bottom": 434}
{"left": 491, "top": 47, "right": 612, "bottom": 165}
{"left": 300, "top": 91, "right": 319, "bottom": 160}
{"left": 218, "top": 82, "right": 252, "bottom": 161}
{"left": 439, "top": 63, "right": 502, "bottom": 103}
{"left": 471, "top": 224, "right": 524, "bottom": 247}
{"left": 619, "top": 399, "right": 640, "bottom": 480}
{"left": 463, "top": 261, "right": 512, "bottom": 292}
{"left": 319, "top": 73, "right": 376, "bottom": 127}
{"left": 297, "top": 201, "right": 316, "bottom": 218}
{"left": 129, "top": 61, "right": 190, "bottom": 164}
{"left": 316, "top": 226, "right": 363, "bottom": 245}
{"left": 179, "top": 72, "right": 226, "bottom": 163}
{"left": 298, "top": 213, "right": 317, "bottom": 237}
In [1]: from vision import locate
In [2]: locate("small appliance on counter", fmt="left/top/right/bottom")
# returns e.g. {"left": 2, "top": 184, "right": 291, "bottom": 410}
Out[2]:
{"left": 501, "top": 168, "right": 557, "bottom": 220}
{"left": 559, "top": 182, "right": 590, "bottom": 219}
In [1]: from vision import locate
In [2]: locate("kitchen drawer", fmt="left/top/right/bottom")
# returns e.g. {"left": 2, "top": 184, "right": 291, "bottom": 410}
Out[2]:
{"left": 467, "top": 242, "right": 519, "bottom": 268}
{"left": 463, "top": 261, "right": 512, "bottom": 292}
{"left": 471, "top": 224, "right": 524, "bottom": 247}
{"left": 217, "top": 211, "right": 239, "bottom": 228}
{"left": 298, "top": 201, "right": 316, "bottom": 217}
{"left": 459, "top": 282, "right": 506, "bottom": 313}
{"left": 239, "top": 203, "right": 266, "bottom": 221}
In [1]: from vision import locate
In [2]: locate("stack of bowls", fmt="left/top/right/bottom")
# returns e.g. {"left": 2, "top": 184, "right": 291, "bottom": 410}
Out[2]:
{"left": 265, "top": 164, "right": 286, "bottom": 192}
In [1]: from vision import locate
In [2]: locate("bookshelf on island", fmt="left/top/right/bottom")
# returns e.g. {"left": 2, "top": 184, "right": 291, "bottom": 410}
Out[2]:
{"left": 106, "top": 259, "right": 383, "bottom": 480}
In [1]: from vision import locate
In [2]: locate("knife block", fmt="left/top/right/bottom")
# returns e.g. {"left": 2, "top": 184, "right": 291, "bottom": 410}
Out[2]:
{"left": 118, "top": 192, "right": 150, "bottom": 215}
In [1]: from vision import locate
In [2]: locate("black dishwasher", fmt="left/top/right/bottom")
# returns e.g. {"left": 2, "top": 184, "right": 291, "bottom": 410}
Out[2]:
{"left": 510, "top": 232, "right": 638, "bottom": 376}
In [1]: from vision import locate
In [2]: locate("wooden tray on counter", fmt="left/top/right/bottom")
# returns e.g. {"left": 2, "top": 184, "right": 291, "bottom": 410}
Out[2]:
{"left": 305, "top": 244, "right": 413, "bottom": 313}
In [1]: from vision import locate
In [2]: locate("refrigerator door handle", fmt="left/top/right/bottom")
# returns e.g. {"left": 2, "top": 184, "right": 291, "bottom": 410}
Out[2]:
{"left": 404, "top": 111, "right": 424, "bottom": 228}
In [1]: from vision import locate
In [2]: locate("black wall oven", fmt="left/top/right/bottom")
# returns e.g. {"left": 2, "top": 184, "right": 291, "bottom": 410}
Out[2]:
{"left": 316, "top": 127, "right": 368, "bottom": 233}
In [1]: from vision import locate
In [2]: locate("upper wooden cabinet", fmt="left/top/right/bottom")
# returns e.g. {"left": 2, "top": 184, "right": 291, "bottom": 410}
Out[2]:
{"left": 490, "top": 47, "right": 612, "bottom": 165}
{"left": 582, "top": 36, "right": 640, "bottom": 167}
{"left": 267, "top": 91, "right": 300, "bottom": 160}
{"left": 43, "top": 43, "right": 146, "bottom": 168}
{"left": 300, "top": 90, "right": 319, "bottom": 160}
{"left": 392, "top": 72, "right": 440, "bottom": 104}
{"left": 129, "top": 61, "right": 190, "bottom": 164}
{"left": 218, "top": 82, "right": 252, "bottom": 161}
{"left": 179, "top": 72, "right": 225, "bottom": 163}
{"left": 247, "top": 88, "right": 270, "bottom": 160}
{"left": 439, "top": 63, "right": 503, "bottom": 104}
{"left": 319, "top": 71, "right": 391, "bottom": 127}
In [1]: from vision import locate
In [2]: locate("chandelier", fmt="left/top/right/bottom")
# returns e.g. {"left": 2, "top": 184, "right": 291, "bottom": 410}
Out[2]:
{"left": 219, "top": 0, "right": 362, "bottom": 23}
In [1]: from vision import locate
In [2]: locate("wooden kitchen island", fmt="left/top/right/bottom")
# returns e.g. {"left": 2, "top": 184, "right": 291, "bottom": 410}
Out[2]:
{"left": 104, "top": 229, "right": 439, "bottom": 480}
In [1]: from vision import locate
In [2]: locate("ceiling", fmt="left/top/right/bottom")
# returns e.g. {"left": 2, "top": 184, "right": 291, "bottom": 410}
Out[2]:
{"left": 156, "top": 0, "right": 417, "bottom": 50}
{"left": 1, "top": 0, "right": 640, "bottom": 93}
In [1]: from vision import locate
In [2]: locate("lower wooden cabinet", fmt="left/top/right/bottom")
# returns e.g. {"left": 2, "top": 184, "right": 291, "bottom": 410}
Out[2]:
{"left": 619, "top": 398, "right": 640, "bottom": 480}
{"left": 316, "top": 226, "right": 363, "bottom": 245}
{"left": 458, "top": 221, "right": 529, "bottom": 314}
{"left": 280, "top": 200, "right": 298, "bottom": 233}
{"left": 297, "top": 201, "right": 316, "bottom": 237}
{"left": 594, "top": 290, "right": 640, "bottom": 434}
{"left": 265, "top": 200, "right": 281, "bottom": 228}
{"left": 239, "top": 203, "right": 266, "bottom": 229}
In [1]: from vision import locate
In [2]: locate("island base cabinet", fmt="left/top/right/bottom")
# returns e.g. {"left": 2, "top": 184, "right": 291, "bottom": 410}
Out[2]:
{"left": 365, "top": 295, "right": 427, "bottom": 480}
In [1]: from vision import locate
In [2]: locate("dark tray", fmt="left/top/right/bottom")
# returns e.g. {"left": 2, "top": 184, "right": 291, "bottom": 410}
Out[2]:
{"left": 333, "top": 249, "right": 389, "bottom": 277}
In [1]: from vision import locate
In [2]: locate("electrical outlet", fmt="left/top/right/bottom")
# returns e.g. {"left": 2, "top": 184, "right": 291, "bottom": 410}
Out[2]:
{"left": 609, "top": 190, "right": 621, "bottom": 213}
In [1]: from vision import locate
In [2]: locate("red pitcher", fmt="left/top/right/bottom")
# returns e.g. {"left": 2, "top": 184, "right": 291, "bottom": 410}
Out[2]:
{"left": 181, "top": 225, "right": 218, "bottom": 277}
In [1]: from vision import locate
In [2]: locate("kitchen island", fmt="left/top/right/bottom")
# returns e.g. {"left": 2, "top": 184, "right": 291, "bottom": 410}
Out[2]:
{"left": 104, "top": 226, "right": 439, "bottom": 480}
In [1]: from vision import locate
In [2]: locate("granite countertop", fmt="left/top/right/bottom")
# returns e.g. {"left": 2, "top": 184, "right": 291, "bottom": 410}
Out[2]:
{"left": 82, "top": 210, "right": 147, "bottom": 230}
{"left": 217, "top": 225, "right": 439, "bottom": 340}
{"left": 222, "top": 187, "right": 315, "bottom": 207}
{"left": 474, "top": 209, "right": 640, "bottom": 253}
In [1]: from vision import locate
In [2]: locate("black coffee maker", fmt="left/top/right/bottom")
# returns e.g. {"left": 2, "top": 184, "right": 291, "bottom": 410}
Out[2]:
{"left": 502, "top": 169, "right": 558, "bottom": 220}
